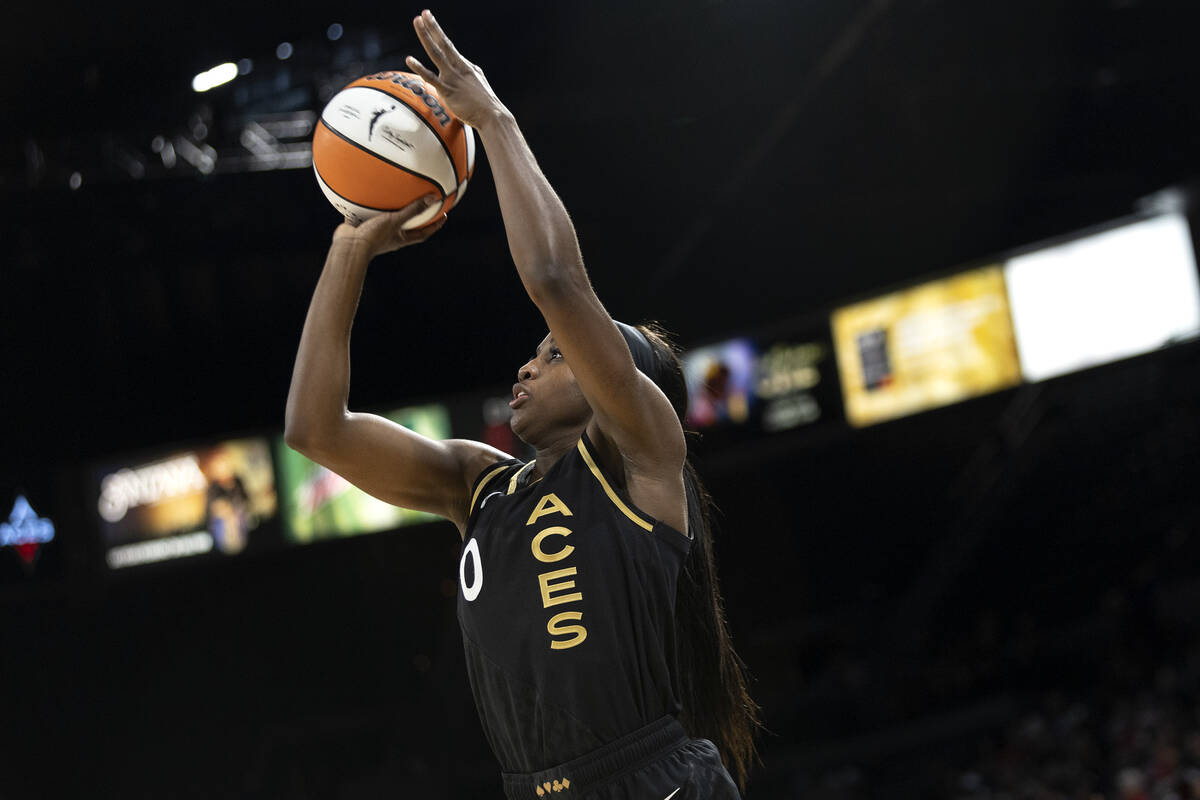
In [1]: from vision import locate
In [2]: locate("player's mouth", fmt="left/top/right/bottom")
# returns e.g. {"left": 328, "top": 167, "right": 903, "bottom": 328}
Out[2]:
{"left": 510, "top": 384, "right": 531, "bottom": 408}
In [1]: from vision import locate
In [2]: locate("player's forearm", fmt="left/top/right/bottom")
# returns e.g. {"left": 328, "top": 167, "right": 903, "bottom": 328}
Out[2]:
{"left": 284, "top": 238, "right": 372, "bottom": 449}
{"left": 478, "top": 109, "right": 588, "bottom": 298}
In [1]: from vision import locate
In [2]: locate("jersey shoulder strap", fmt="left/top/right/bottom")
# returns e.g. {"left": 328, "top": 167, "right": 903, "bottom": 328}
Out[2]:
{"left": 467, "top": 457, "right": 525, "bottom": 517}
{"left": 577, "top": 430, "right": 656, "bottom": 533}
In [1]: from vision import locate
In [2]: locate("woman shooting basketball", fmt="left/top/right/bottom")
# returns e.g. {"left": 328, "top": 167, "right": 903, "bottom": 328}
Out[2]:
{"left": 285, "top": 10, "right": 758, "bottom": 798}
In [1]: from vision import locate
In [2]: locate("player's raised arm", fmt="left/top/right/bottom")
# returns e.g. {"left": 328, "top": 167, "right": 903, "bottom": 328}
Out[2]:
{"left": 284, "top": 198, "right": 510, "bottom": 535}
{"left": 405, "top": 10, "right": 684, "bottom": 470}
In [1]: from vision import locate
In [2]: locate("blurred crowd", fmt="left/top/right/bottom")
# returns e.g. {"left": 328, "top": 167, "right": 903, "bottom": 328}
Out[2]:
{"left": 947, "top": 648, "right": 1200, "bottom": 800}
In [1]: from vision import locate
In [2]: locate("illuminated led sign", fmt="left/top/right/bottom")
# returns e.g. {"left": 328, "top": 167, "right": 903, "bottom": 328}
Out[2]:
{"left": 96, "top": 437, "right": 278, "bottom": 569}
{"left": 276, "top": 403, "right": 450, "bottom": 541}
{"left": 1006, "top": 213, "right": 1200, "bottom": 381}
{"left": 832, "top": 266, "right": 1022, "bottom": 426}
{"left": 1, "top": 494, "right": 56, "bottom": 568}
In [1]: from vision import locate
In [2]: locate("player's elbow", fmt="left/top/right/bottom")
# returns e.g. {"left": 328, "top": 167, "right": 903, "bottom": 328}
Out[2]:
{"left": 283, "top": 422, "right": 317, "bottom": 457}
{"left": 283, "top": 412, "right": 341, "bottom": 457}
{"left": 283, "top": 402, "right": 310, "bottom": 451}
{"left": 282, "top": 423, "right": 308, "bottom": 453}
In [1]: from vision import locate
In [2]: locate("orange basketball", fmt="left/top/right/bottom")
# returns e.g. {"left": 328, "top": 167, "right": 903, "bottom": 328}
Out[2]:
{"left": 312, "top": 71, "right": 476, "bottom": 228}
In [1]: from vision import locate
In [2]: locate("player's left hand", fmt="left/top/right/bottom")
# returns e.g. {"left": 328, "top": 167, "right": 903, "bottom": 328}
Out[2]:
{"left": 332, "top": 194, "right": 446, "bottom": 259}
{"left": 406, "top": 9, "right": 506, "bottom": 130}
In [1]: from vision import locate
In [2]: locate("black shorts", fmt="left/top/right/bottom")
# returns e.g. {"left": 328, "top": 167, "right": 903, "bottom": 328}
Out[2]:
{"left": 501, "top": 717, "right": 741, "bottom": 800}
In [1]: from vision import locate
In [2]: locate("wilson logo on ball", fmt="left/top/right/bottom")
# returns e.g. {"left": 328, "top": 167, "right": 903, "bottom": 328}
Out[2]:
{"left": 364, "top": 72, "right": 452, "bottom": 127}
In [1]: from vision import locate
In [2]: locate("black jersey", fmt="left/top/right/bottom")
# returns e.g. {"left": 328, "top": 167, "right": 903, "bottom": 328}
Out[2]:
{"left": 456, "top": 429, "right": 692, "bottom": 774}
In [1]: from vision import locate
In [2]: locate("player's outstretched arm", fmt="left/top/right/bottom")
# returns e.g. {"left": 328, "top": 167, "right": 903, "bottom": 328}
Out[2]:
{"left": 284, "top": 198, "right": 510, "bottom": 535}
{"left": 406, "top": 10, "right": 684, "bottom": 471}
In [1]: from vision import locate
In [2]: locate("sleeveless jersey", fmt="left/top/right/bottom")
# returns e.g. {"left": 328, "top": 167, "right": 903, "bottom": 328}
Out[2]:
{"left": 456, "top": 429, "right": 692, "bottom": 774}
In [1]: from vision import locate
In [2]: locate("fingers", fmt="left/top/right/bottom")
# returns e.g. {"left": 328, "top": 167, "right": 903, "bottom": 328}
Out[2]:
{"left": 360, "top": 194, "right": 438, "bottom": 235}
{"left": 332, "top": 197, "right": 444, "bottom": 255}
{"left": 393, "top": 193, "right": 442, "bottom": 221}
{"left": 421, "top": 10, "right": 464, "bottom": 61}
{"left": 413, "top": 14, "right": 449, "bottom": 70}
{"left": 390, "top": 212, "right": 447, "bottom": 250}
{"left": 404, "top": 55, "right": 440, "bottom": 87}
{"left": 389, "top": 195, "right": 443, "bottom": 236}
{"left": 409, "top": 213, "right": 448, "bottom": 242}
{"left": 415, "top": 10, "right": 466, "bottom": 69}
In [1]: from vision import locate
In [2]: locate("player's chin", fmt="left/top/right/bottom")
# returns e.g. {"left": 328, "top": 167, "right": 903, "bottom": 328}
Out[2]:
{"left": 510, "top": 404, "right": 541, "bottom": 432}
{"left": 509, "top": 414, "right": 534, "bottom": 445}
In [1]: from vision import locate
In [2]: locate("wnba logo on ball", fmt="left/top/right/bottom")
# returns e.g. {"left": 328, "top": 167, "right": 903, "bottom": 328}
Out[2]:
{"left": 364, "top": 72, "right": 452, "bottom": 127}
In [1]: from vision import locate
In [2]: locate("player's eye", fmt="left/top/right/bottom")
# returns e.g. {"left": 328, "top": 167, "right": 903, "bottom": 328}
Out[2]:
{"left": 549, "top": 348, "right": 563, "bottom": 360}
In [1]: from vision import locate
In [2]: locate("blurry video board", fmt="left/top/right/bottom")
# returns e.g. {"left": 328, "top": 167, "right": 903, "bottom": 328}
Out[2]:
{"left": 832, "top": 266, "right": 1022, "bottom": 427}
{"left": 1005, "top": 213, "right": 1200, "bottom": 382}
{"left": 682, "top": 330, "right": 840, "bottom": 442}
{"left": 275, "top": 403, "right": 450, "bottom": 542}
{"left": 684, "top": 338, "right": 757, "bottom": 429}
{"left": 96, "top": 438, "right": 278, "bottom": 569}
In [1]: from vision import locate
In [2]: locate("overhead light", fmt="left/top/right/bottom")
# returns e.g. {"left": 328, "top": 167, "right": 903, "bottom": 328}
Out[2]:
{"left": 192, "top": 62, "right": 239, "bottom": 93}
{"left": 276, "top": 42, "right": 293, "bottom": 60}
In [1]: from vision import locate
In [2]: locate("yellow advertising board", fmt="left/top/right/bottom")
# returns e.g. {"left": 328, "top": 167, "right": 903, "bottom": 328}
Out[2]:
{"left": 832, "top": 266, "right": 1021, "bottom": 426}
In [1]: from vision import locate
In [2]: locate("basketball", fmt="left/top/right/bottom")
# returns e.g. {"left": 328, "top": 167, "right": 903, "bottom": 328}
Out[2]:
{"left": 312, "top": 70, "right": 476, "bottom": 228}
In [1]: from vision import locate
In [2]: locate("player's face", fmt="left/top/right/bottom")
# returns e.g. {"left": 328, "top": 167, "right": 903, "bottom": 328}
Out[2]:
{"left": 509, "top": 333, "right": 591, "bottom": 444}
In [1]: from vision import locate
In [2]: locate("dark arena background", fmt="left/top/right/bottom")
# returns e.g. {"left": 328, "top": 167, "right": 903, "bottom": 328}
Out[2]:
{"left": 3, "top": 1, "right": 1200, "bottom": 797}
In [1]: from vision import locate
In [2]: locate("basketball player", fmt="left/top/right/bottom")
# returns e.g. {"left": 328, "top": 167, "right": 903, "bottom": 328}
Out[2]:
{"left": 285, "top": 10, "right": 758, "bottom": 797}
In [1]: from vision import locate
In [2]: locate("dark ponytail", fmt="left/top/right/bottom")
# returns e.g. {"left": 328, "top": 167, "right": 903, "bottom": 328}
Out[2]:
{"left": 634, "top": 322, "right": 761, "bottom": 790}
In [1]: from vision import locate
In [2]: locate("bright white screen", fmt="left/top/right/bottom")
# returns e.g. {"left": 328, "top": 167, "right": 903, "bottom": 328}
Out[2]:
{"left": 1005, "top": 213, "right": 1200, "bottom": 382}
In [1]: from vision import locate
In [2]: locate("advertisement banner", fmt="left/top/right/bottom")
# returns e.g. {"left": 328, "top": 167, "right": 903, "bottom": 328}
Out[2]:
{"left": 275, "top": 404, "right": 450, "bottom": 542}
{"left": 96, "top": 437, "right": 278, "bottom": 569}
{"left": 832, "top": 266, "right": 1022, "bottom": 427}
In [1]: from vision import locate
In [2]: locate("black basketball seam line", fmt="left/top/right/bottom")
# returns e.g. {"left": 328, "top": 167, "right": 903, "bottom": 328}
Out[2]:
{"left": 312, "top": 163, "right": 393, "bottom": 212}
{"left": 316, "top": 118, "right": 448, "bottom": 198}
{"left": 353, "top": 84, "right": 466, "bottom": 187}
{"left": 314, "top": 160, "right": 458, "bottom": 215}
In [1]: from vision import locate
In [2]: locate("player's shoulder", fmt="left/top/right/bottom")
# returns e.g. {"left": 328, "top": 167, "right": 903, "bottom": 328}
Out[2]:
{"left": 442, "top": 439, "right": 518, "bottom": 484}
{"left": 442, "top": 439, "right": 523, "bottom": 514}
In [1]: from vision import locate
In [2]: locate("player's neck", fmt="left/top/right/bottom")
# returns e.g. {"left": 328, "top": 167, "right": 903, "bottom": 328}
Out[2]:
{"left": 530, "top": 426, "right": 585, "bottom": 483}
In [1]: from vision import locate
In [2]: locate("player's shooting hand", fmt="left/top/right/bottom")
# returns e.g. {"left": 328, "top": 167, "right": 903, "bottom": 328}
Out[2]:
{"left": 406, "top": 9, "right": 506, "bottom": 130}
{"left": 332, "top": 194, "right": 445, "bottom": 259}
